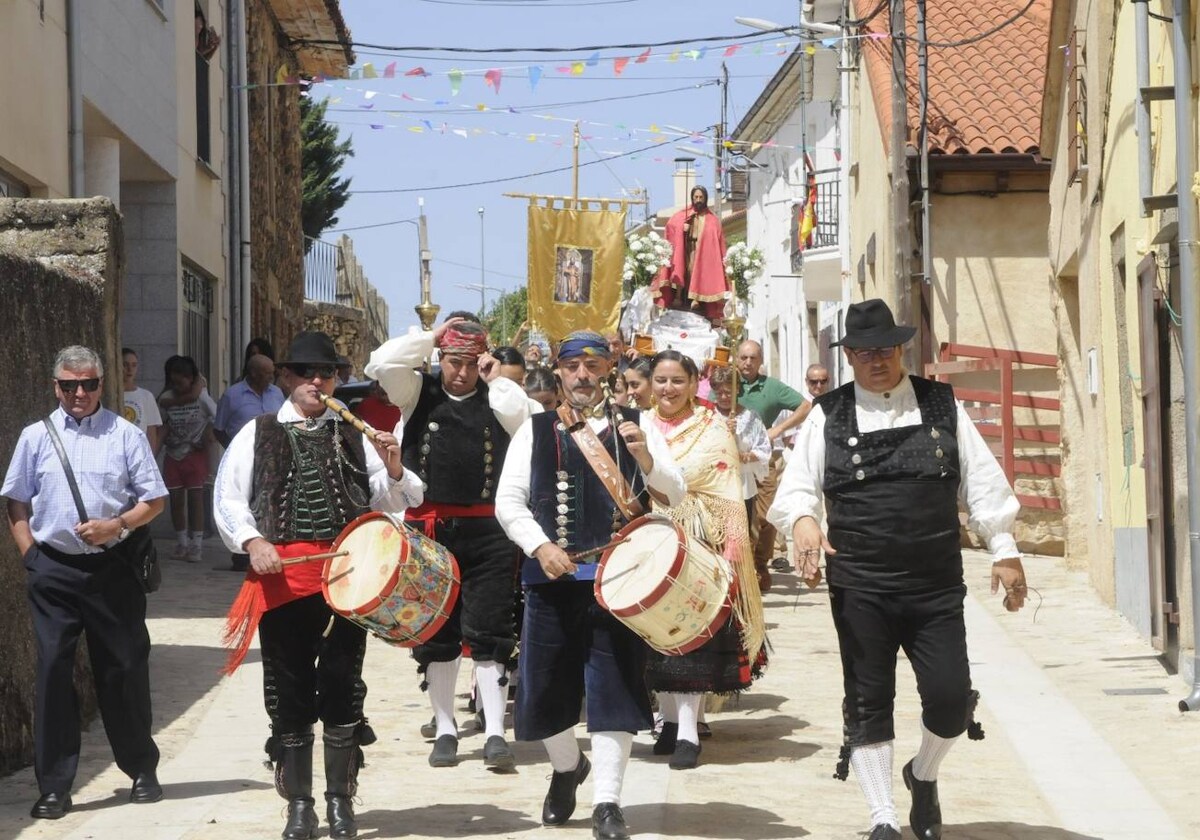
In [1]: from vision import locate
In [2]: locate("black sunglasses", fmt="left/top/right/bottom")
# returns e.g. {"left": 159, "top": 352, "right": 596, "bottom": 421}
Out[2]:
{"left": 287, "top": 364, "right": 337, "bottom": 380}
{"left": 56, "top": 378, "right": 101, "bottom": 394}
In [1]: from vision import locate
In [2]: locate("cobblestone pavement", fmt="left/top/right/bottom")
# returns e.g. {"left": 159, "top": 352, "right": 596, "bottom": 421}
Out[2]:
{"left": 2, "top": 541, "right": 1198, "bottom": 839}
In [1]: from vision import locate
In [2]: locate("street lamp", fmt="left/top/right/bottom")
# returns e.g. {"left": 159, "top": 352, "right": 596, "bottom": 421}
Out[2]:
{"left": 735, "top": 1, "right": 840, "bottom": 35}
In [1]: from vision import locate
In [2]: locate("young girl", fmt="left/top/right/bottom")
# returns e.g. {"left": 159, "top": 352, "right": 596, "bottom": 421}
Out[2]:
{"left": 708, "top": 366, "right": 772, "bottom": 527}
{"left": 159, "top": 356, "right": 216, "bottom": 560}
{"left": 621, "top": 356, "right": 653, "bottom": 410}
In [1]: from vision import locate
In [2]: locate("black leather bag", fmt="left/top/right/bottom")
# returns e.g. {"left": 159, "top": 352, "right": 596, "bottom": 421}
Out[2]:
{"left": 42, "top": 417, "right": 161, "bottom": 593}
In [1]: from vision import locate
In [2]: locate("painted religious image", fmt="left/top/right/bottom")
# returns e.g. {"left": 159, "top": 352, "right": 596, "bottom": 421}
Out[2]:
{"left": 553, "top": 245, "right": 594, "bottom": 305}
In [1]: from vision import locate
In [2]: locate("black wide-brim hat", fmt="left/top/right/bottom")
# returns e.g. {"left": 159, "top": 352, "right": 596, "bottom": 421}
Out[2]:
{"left": 830, "top": 298, "right": 917, "bottom": 349}
{"left": 280, "top": 331, "right": 339, "bottom": 366}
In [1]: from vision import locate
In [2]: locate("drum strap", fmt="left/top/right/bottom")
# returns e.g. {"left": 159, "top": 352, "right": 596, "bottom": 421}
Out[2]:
{"left": 556, "top": 404, "right": 646, "bottom": 522}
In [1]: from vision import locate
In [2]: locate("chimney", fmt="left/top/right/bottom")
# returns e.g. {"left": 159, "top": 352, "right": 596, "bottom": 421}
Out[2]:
{"left": 673, "top": 157, "right": 697, "bottom": 210}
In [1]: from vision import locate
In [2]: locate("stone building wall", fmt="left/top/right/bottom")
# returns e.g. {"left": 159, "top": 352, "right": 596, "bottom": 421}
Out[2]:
{"left": 246, "top": 0, "right": 305, "bottom": 355}
{"left": 0, "top": 197, "right": 123, "bottom": 774}
{"left": 304, "top": 300, "right": 369, "bottom": 377}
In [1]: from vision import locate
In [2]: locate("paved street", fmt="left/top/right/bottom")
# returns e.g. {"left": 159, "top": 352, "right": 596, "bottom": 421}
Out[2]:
{"left": 2, "top": 543, "right": 1198, "bottom": 840}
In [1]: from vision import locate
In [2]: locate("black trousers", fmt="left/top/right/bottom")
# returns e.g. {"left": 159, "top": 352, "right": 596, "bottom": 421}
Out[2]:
{"left": 411, "top": 516, "right": 518, "bottom": 667}
{"left": 24, "top": 544, "right": 159, "bottom": 795}
{"left": 830, "top": 583, "right": 973, "bottom": 747}
{"left": 259, "top": 594, "right": 368, "bottom": 735}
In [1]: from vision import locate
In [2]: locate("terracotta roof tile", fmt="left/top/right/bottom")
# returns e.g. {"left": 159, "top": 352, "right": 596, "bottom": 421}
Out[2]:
{"left": 854, "top": 0, "right": 1050, "bottom": 155}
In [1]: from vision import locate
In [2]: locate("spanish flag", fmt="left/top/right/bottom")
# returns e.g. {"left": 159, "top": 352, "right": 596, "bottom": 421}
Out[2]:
{"left": 798, "top": 178, "right": 818, "bottom": 250}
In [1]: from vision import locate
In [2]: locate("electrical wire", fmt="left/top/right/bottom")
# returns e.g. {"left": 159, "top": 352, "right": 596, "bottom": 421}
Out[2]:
{"left": 582, "top": 134, "right": 632, "bottom": 195}
{"left": 846, "top": 0, "right": 888, "bottom": 28}
{"left": 290, "top": 29, "right": 792, "bottom": 55}
{"left": 895, "top": 0, "right": 1038, "bottom": 48}
{"left": 434, "top": 257, "right": 526, "bottom": 280}
{"left": 347, "top": 138, "right": 675, "bottom": 194}
{"left": 419, "top": 0, "right": 636, "bottom": 5}
{"left": 326, "top": 217, "right": 419, "bottom": 233}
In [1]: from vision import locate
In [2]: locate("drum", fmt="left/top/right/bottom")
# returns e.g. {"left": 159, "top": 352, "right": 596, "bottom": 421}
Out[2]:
{"left": 595, "top": 515, "right": 732, "bottom": 656}
{"left": 322, "top": 511, "right": 460, "bottom": 647}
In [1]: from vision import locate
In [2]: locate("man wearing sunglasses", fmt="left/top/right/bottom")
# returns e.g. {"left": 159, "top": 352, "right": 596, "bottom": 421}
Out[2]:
{"left": 3, "top": 345, "right": 168, "bottom": 819}
{"left": 768, "top": 299, "right": 1029, "bottom": 840}
{"left": 214, "top": 330, "right": 423, "bottom": 839}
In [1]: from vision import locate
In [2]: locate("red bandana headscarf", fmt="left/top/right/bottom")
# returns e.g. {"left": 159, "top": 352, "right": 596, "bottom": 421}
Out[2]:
{"left": 437, "top": 324, "right": 489, "bottom": 357}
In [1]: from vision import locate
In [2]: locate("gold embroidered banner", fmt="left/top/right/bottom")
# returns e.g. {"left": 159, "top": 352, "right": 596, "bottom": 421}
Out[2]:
{"left": 527, "top": 204, "right": 627, "bottom": 339}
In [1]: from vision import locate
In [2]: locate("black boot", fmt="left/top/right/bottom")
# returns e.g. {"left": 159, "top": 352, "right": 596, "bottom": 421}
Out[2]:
{"left": 276, "top": 731, "right": 319, "bottom": 840}
{"left": 324, "top": 724, "right": 360, "bottom": 839}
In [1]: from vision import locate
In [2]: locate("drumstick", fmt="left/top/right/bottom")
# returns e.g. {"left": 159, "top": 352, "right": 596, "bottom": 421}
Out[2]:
{"left": 323, "top": 567, "right": 355, "bottom": 587}
{"left": 280, "top": 550, "right": 350, "bottom": 567}
{"left": 317, "top": 392, "right": 381, "bottom": 443}
{"left": 567, "top": 536, "right": 630, "bottom": 564}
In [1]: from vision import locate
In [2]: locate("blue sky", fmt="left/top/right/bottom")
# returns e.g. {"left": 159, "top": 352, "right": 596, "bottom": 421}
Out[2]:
{"left": 320, "top": 0, "right": 806, "bottom": 337}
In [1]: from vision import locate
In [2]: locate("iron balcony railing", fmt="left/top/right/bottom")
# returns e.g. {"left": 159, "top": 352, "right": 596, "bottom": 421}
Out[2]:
{"left": 811, "top": 167, "right": 840, "bottom": 249}
{"left": 304, "top": 237, "right": 341, "bottom": 303}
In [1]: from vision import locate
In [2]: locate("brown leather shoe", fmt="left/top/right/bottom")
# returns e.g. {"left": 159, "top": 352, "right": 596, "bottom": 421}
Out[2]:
{"left": 754, "top": 559, "right": 772, "bottom": 592}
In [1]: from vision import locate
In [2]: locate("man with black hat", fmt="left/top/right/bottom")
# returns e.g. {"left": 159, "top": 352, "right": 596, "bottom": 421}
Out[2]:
{"left": 495, "top": 330, "right": 686, "bottom": 840}
{"left": 768, "top": 299, "right": 1029, "bottom": 840}
{"left": 366, "top": 315, "right": 542, "bottom": 772}
{"left": 214, "top": 330, "right": 423, "bottom": 840}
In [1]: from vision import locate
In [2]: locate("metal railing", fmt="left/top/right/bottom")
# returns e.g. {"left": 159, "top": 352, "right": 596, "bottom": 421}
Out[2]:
{"left": 304, "top": 237, "right": 342, "bottom": 303}
{"left": 812, "top": 167, "right": 840, "bottom": 249}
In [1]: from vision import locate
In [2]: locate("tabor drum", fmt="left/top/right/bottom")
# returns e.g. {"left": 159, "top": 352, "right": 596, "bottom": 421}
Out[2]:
{"left": 595, "top": 515, "right": 732, "bottom": 656}
{"left": 322, "top": 511, "right": 460, "bottom": 647}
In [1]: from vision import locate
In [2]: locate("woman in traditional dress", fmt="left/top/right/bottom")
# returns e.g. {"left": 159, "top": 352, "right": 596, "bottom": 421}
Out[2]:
{"left": 644, "top": 350, "right": 767, "bottom": 769}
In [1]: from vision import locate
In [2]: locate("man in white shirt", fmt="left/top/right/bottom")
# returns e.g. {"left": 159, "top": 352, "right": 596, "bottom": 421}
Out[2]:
{"left": 768, "top": 299, "right": 1029, "bottom": 840}
{"left": 121, "top": 348, "right": 163, "bottom": 456}
{"left": 495, "top": 331, "right": 686, "bottom": 840}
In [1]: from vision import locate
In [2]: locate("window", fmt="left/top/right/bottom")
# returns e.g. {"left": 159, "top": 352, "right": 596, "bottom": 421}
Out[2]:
{"left": 194, "top": 2, "right": 220, "bottom": 164}
{"left": 181, "top": 262, "right": 215, "bottom": 378}
{"left": 0, "top": 168, "right": 30, "bottom": 198}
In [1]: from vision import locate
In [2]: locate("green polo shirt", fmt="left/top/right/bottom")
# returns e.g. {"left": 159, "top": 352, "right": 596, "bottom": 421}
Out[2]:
{"left": 738, "top": 374, "right": 805, "bottom": 427}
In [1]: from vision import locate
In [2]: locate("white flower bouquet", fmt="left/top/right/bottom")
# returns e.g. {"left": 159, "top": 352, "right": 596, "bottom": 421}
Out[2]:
{"left": 724, "top": 241, "right": 764, "bottom": 301}
{"left": 624, "top": 231, "right": 673, "bottom": 290}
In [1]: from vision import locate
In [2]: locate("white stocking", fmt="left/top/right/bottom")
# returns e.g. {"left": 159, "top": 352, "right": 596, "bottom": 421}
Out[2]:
{"left": 912, "top": 721, "right": 957, "bottom": 781}
{"left": 658, "top": 692, "right": 678, "bottom": 723}
{"left": 590, "top": 731, "right": 632, "bottom": 806}
{"left": 474, "top": 661, "right": 508, "bottom": 738}
{"left": 425, "top": 657, "right": 461, "bottom": 738}
{"left": 850, "top": 741, "right": 899, "bottom": 831}
{"left": 675, "top": 693, "right": 702, "bottom": 744}
{"left": 542, "top": 727, "right": 582, "bottom": 773}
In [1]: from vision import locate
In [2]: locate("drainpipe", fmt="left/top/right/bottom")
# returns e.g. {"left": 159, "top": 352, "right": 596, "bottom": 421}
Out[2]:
{"left": 66, "top": 0, "right": 84, "bottom": 197}
{"left": 1171, "top": 0, "right": 1200, "bottom": 712}
{"left": 1134, "top": 1, "right": 1154, "bottom": 217}
{"left": 226, "top": 0, "right": 242, "bottom": 376}
{"left": 236, "top": 0, "right": 252, "bottom": 353}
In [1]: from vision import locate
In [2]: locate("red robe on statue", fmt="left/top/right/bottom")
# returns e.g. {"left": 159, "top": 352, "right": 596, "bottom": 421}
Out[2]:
{"left": 652, "top": 207, "right": 730, "bottom": 324}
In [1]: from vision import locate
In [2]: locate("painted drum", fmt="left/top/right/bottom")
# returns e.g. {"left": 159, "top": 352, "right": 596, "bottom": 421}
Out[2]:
{"left": 595, "top": 514, "right": 732, "bottom": 656}
{"left": 322, "top": 511, "right": 461, "bottom": 647}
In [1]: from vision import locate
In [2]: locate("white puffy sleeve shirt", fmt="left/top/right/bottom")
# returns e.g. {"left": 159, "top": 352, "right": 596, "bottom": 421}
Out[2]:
{"left": 214, "top": 402, "right": 425, "bottom": 553}
{"left": 495, "top": 413, "right": 687, "bottom": 556}
{"left": 767, "top": 376, "right": 1020, "bottom": 561}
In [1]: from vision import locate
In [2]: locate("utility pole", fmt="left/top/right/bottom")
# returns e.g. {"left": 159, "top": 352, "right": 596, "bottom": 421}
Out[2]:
{"left": 716, "top": 62, "right": 729, "bottom": 207}
{"left": 890, "top": 0, "right": 913, "bottom": 366}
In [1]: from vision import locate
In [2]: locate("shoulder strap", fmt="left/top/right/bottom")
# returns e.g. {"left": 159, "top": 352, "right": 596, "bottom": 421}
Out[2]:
{"left": 555, "top": 404, "right": 646, "bottom": 521}
{"left": 42, "top": 417, "right": 90, "bottom": 523}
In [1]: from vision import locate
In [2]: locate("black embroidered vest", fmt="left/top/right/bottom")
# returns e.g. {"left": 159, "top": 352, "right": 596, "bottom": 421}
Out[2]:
{"left": 400, "top": 374, "right": 510, "bottom": 504}
{"left": 525, "top": 406, "right": 649, "bottom": 585}
{"left": 250, "top": 416, "right": 371, "bottom": 542}
{"left": 818, "top": 376, "right": 963, "bottom": 592}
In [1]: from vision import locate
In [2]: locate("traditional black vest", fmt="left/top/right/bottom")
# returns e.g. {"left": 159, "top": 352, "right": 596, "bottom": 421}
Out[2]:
{"left": 525, "top": 405, "right": 649, "bottom": 585}
{"left": 401, "top": 374, "right": 510, "bottom": 505}
{"left": 818, "top": 376, "right": 963, "bottom": 593}
{"left": 249, "top": 415, "right": 371, "bottom": 542}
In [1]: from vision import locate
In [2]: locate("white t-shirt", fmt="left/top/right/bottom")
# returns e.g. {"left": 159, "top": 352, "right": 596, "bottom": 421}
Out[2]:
{"left": 122, "top": 386, "right": 163, "bottom": 434}
{"left": 160, "top": 388, "right": 217, "bottom": 461}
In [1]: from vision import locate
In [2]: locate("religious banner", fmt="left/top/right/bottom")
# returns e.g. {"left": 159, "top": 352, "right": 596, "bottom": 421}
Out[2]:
{"left": 527, "top": 204, "right": 627, "bottom": 338}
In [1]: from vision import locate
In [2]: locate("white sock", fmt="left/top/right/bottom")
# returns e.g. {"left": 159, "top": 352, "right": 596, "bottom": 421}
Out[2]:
{"left": 474, "top": 661, "right": 507, "bottom": 739}
{"left": 675, "top": 693, "right": 702, "bottom": 744}
{"left": 176, "top": 530, "right": 188, "bottom": 547}
{"left": 425, "top": 657, "right": 461, "bottom": 738}
{"left": 698, "top": 699, "right": 707, "bottom": 723}
{"left": 912, "top": 721, "right": 958, "bottom": 781}
{"left": 851, "top": 741, "right": 899, "bottom": 831}
{"left": 658, "top": 693, "right": 678, "bottom": 723}
{"left": 189, "top": 531, "right": 204, "bottom": 547}
{"left": 591, "top": 730, "right": 632, "bottom": 806}
{"left": 542, "top": 727, "right": 582, "bottom": 773}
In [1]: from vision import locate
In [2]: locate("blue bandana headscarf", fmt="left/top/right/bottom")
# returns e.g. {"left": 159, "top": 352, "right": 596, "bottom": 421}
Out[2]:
{"left": 557, "top": 331, "right": 610, "bottom": 361}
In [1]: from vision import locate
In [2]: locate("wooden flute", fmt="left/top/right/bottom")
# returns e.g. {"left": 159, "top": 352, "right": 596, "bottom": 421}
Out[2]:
{"left": 317, "top": 392, "right": 381, "bottom": 443}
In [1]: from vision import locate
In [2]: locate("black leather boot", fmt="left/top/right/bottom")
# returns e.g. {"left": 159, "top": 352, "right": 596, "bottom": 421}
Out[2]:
{"left": 324, "top": 724, "right": 360, "bottom": 839}
{"left": 276, "top": 731, "right": 319, "bottom": 840}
